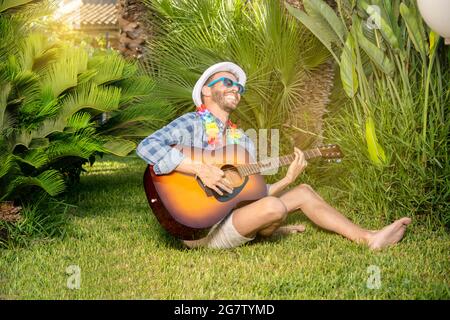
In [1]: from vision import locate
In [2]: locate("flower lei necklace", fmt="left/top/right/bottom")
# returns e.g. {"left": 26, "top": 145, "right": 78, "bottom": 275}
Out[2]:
{"left": 196, "top": 104, "right": 241, "bottom": 146}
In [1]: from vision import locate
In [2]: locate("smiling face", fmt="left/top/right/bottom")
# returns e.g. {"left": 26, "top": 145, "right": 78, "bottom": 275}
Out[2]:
{"left": 202, "top": 71, "right": 242, "bottom": 113}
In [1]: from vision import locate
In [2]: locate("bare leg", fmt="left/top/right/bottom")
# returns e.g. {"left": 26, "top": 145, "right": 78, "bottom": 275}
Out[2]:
{"left": 231, "top": 196, "right": 291, "bottom": 238}
{"left": 278, "top": 184, "right": 411, "bottom": 249}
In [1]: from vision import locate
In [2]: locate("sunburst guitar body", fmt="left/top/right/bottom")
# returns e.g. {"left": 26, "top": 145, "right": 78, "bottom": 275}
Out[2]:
{"left": 143, "top": 144, "right": 342, "bottom": 240}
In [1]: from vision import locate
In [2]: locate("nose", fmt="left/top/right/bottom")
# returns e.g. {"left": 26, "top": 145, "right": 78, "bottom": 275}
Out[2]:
{"left": 230, "top": 86, "right": 240, "bottom": 94}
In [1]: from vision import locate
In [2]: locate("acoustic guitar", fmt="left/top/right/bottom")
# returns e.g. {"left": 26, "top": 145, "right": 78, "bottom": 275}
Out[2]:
{"left": 143, "top": 144, "right": 342, "bottom": 240}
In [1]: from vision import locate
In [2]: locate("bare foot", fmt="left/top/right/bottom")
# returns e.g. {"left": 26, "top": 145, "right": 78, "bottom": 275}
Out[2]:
{"left": 367, "top": 217, "right": 412, "bottom": 250}
{"left": 273, "top": 224, "right": 306, "bottom": 236}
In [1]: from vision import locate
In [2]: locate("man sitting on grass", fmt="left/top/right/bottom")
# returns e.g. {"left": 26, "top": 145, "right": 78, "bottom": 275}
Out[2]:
{"left": 137, "top": 61, "right": 411, "bottom": 250}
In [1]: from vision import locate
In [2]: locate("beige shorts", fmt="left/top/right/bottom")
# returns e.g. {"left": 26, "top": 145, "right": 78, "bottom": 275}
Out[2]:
{"left": 182, "top": 211, "right": 255, "bottom": 249}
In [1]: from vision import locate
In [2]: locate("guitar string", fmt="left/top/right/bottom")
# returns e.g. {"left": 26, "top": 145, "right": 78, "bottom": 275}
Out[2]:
{"left": 195, "top": 148, "right": 337, "bottom": 175}
{"left": 216, "top": 150, "right": 319, "bottom": 175}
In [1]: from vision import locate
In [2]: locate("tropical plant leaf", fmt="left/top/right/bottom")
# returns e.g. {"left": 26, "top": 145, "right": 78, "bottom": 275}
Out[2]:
{"left": 304, "top": 0, "right": 347, "bottom": 44}
{"left": 365, "top": 116, "right": 386, "bottom": 165}
{"left": 399, "top": 2, "right": 428, "bottom": 57}
{"left": 40, "top": 47, "right": 88, "bottom": 98}
{"left": 77, "top": 69, "right": 98, "bottom": 86}
{"left": 0, "top": 0, "right": 34, "bottom": 13}
{"left": 5, "top": 169, "right": 65, "bottom": 198}
{"left": 88, "top": 52, "right": 126, "bottom": 85}
{"left": 117, "top": 76, "right": 155, "bottom": 105}
{"left": 99, "top": 99, "right": 176, "bottom": 137}
{"left": 340, "top": 34, "right": 358, "bottom": 98}
{"left": 31, "top": 84, "right": 122, "bottom": 139}
{"left": 354, "top": 18, "right": 394, "bottom": 76}
{"left": 0, "top": 82, "right": 11, "bottom": 132}
{"left": 429, "top": 31, "right": 439, "bottom": 57}
{"left": 0, "top": 153, "right": 16, "bottom": 178}
{"left": 46, "top": 135, "right": 103, "bottom": 162}
{"left": 101, "top": 137, "right": 136, "bottom": 157}
{"left": 358, "top": 0, "right": 400, "bottom": 50}
{"left": 65, "top": 112, "right": 93, "bottom": 131}
{"left": 28, "top": 137, "right": 49, "bottom": 149}
{"left": 285, "top": 3, "right": 339, "bottom": 61}
{"left": 15, "top": 148, "right": 48, "bottom": 169}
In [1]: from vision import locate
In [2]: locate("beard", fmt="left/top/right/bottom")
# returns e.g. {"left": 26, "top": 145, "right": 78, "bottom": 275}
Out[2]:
{"left": 212, "top": 91, "right": 239, "bottom": 113}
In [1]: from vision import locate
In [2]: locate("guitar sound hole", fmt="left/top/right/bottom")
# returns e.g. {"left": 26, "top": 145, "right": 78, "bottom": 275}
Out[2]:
{"left": 221, "top": 165, "right": 244, "bottom": 188}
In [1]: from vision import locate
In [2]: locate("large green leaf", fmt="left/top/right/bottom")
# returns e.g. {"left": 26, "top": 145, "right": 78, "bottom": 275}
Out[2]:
{"left": 340, "top": 35, "right": 358, "bottom": 98}
{"left": 31, "top": 84, "right": 121, "bottom": 139}
{"left": 0, "top": 82, "right": 11, "bottom": 132}
{"left": 0, "top": 153, "right": 16, "bottom": 179}
{"left": 365, "top": 116, "right": 386, "bottom": 165}
{"left": 4, "top": 169, "right": 65, "bottom": 199}
{"left": 358, "top": 0, "right": 400, "bottom": 50}
{"left": 0, "top": 0, "right": 34, "bottom": 13}
{"left": 15, "top": 148, "right": 48, "bottom": 169}
{"left": 399, "top": 2, "right": 428, "bottom": 57}
{"left": 304, "top": 0, "right": 347, "bottom": 44}
{"left": 102, "top": 138, "right": 136, "bottom": 157}
{"left": 285, "top": 3, "right": 339, "bottom": 61}
{"left": 88, "top": 52, "right": 126, "bottom": 85}
{"left": 354, "top": 18, "right": 394, "bottom": 76}
{"left": 46, "top": 135, "right": 103, "bottom": 162}
{"left": 40, "top": 48, "right": 88, "bottom": 98}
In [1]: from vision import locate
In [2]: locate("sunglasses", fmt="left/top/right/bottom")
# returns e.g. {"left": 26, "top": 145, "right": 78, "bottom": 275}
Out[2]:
{"left": 207, "top": 77, "right": 245, "bottom": 95}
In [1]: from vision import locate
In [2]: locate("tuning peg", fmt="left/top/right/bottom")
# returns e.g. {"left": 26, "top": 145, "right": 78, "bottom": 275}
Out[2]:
{"left": 336, "top": 159, "right": 342, "bottom": 163}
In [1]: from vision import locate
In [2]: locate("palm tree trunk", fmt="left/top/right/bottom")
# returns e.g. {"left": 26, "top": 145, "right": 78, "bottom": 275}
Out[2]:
{"left": 117, "top": 0, "right": 149, "bottom": 59}
{"left": 284, "top": 0, "right": 336, "bottom": 148}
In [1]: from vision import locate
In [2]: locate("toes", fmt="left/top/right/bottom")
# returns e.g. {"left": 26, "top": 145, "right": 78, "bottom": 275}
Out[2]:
{"left": 291, "top": 225, "right": 306, "bottom": 233}
{"left": 399, "top": 217, "right": 412, "bottom": 225}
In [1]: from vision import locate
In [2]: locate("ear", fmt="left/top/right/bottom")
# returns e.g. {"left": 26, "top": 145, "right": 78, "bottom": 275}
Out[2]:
{"left": 201, "top": 86, "right": 211, "bottom": 97}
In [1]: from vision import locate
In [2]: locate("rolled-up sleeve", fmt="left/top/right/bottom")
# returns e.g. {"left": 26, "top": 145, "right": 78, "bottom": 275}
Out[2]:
{"left": 136, "top": 114, "right": 194, "bottom": 175}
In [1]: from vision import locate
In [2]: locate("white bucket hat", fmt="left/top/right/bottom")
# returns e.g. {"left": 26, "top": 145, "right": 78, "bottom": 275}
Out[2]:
{"left": 192, "top": 61, "right": 247, "bottom": 107}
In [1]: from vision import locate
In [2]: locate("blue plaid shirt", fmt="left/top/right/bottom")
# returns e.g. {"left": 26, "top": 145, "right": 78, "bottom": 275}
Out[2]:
{"left": 136, "top": 112, "right": 257, "bottom": 175}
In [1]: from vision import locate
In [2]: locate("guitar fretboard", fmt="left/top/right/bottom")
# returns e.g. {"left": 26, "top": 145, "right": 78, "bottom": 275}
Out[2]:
{"left": 237, "top": 148, "right": 322, "bottom": 177}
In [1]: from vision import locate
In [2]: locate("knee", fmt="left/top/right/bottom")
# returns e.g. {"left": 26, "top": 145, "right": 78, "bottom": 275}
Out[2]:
{"left": 260, "top": 196, "right": 287, "bottom": 223}
{"left": 294, "top": 184, "right": 315, "bottom": 200}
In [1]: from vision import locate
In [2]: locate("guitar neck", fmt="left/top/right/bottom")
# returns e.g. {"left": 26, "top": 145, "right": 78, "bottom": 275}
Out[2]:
{"left": 237, "top": 148, "right": 322, "bottom": 177}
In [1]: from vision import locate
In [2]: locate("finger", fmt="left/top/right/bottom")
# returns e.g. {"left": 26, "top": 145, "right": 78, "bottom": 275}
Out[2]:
{"left": 215, "top": 168, "right": 225, "bottom": 176}
{"left": 297, "top": 149, "right": 305, "bottom": 161}
{"left": 217, "top": 182, "right": 233, "bottom": 194}
{"left": 210, "top": 185, "right": 223, "bottom": 196}
{"left": 302, "top": 160, "right": 308, "bottom": 170}
{"left": 222, "top": 178, "right": 233, "bottom": 189}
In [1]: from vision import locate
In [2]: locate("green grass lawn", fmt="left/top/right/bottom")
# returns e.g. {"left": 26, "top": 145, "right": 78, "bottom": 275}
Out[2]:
{"left": 0, "top": 155, "right": 449, "bottom": 299}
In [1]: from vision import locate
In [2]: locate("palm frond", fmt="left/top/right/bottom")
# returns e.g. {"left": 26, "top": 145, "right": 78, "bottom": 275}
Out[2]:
{"left": 40, "top": 47, "right": 88, "bottom": 98}
{"left": 0, "top": 153, "right": 16, "bottom": 179}
{"left": 98, "top": 99, "right": 176, "bottom": 137}
{"left": 65, "top": 112, "right": 93, "bottom": 132}
{"left": 0, "top": 82, "right": 11, "bottom": 132}
{"left": 15, "top": 148, "right": 48, "bottom": 169}
{"left": 4, "top": 169, "right": 65, "bottom": 199}
{"left": 0, "top": 0, "right": 35, "bottom": 13}
{"left": 46, "top": 134, "right": 104, "bottom": 162}
{"left": 116, "top": 76, "right": 155, "bottom": 105}
{"left": 19, "top": 33, "right": 52, "bottom": 72}
{"left": 101, "top": 136, "right": 136, "bottom": 157}
{"left": 88, "top": 51, "right": 127, "bottom": 85}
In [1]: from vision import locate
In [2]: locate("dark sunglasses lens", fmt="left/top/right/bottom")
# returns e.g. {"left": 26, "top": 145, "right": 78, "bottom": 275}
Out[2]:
{"left": 223, "top": 78, "right": 233, "bottom": 87}
{"left": 223, "top": 78, "right": 244, "bottom": 94}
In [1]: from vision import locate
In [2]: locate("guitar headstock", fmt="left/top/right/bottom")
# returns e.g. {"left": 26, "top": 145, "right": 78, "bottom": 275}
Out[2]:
{"left": 317, "top": 144, "right": 343, "bottom": 163}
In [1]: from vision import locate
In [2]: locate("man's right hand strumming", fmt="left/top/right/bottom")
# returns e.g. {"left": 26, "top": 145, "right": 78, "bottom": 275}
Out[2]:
{"left": 176, "top": 158, "right": 233, "bottom": 195}
{"left": 195, "top": 164, "right": 233, "bottom": 195}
